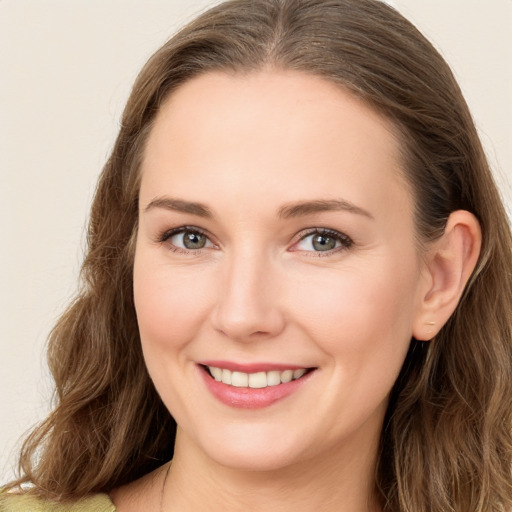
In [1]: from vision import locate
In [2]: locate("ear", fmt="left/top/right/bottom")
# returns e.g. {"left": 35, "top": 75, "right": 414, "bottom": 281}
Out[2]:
{"left": 413, "top": 210, "right": 482, "bottom": 341}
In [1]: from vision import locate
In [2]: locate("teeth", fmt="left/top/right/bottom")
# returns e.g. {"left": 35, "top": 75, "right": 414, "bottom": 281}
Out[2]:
{"left": 267, "top": 371, "right": 281, "bottom": 386}
{"left": 221, "top": 368, "right": 232, "bottom": 385}
{"left": 248, "top": 371, "right": 267, "bottom": 388}
{"left": 280, "top": 369, "right": 293, "bottom": 383}
{"left": 210, "top": 366, "right": 222, "bottom": 381}
{"left": 293, "top": 369, "right": 306, "bottom": 379}
{"left": 207, "top": 366, "right": 309, "bottom": 388}
{"left": 231, "top": 371, "right": 248, "bottom": 387}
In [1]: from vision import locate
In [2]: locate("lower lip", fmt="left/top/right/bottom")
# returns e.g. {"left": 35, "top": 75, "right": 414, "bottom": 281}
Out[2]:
{"left": 199, "top": 366, "right": 314, "bottom": 409}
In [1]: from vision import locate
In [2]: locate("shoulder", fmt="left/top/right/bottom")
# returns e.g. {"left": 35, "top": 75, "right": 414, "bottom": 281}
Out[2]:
{"left": 0, "top": 492, "right": 116, "bottom": 512}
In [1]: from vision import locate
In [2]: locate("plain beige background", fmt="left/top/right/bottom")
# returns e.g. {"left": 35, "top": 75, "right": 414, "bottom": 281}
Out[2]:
{"left": 1, "top": 0, "right": 511, "bottom": 481}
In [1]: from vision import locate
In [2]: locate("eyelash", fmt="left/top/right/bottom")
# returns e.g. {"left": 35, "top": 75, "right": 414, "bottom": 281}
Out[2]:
{"left": 157, "top": 226, "right": 353, "bottom": 256}
{"left": 292, "top": 228, "right": 353, "bottom": 256}
{"left": 157, "top": 225, "right": 213, "bottom": 255}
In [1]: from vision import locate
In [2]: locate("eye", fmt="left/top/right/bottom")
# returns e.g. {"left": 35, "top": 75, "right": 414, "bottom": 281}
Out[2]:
{"left": 160, "top": 227, "right": 215, "bottom": 252}
{"left": 293, "top": 229, "right": 352, "bottom": 254}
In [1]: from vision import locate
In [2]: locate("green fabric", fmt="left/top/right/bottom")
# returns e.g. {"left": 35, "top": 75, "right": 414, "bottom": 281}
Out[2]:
{"left": 0, "top": 493, "right": 116, "bottom": 512}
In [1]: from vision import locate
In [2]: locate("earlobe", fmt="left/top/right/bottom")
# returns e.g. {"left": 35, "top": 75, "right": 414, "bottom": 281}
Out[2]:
{"left": 413, "top": 210, "right": 482, "bottom": 341}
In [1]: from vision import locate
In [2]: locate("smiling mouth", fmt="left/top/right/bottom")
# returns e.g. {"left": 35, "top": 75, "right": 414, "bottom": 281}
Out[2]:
{"left": 202, "top": 365, "right": 315, "bottom": 389}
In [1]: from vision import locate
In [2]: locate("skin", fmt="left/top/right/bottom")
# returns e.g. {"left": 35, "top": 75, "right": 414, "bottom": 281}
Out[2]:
{"left": 111, "top": 70, "right": 481, "bottom": 512}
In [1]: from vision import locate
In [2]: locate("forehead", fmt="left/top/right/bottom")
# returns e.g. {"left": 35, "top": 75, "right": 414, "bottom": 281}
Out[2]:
{"left": 139, "top": 70, "right": 412, "bottom": 220}
{"left": 147, "top": 70, "right": 401, "bottom": 160}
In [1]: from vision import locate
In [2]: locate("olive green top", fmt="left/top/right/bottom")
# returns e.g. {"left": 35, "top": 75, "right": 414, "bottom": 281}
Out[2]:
{"left": 0, "top": 493, "right": 116, "bottom": 512}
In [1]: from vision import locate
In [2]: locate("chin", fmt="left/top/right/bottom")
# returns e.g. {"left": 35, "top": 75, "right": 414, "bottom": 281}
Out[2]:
{"left": 192, "top": 422, "right": 313, "bottom": 472}
{"left": 207, "top": 446, "right": 304, "bottom": 473}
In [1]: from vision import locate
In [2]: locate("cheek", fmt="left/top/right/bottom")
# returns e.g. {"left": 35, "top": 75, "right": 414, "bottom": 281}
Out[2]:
{"left": 133, "top": 257, "right": 213, "bottom": 358}
{"left": 288, "top": 258, "right": 419, "bottom": 368}
{"left": 133, "top": 256, "right": 219, "bottom": 420}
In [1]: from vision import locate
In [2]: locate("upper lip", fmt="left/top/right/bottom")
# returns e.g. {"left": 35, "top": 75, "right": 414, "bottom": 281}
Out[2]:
{"left": 199, "top": 360, "right": 314, "bottom": 373}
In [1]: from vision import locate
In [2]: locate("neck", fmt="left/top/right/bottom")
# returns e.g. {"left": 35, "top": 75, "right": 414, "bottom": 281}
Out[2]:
{"left": 163, "top": 428, "right": 382, "bottom": 512}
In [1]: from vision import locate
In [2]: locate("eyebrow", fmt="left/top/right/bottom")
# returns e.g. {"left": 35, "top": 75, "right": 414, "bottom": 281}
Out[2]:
{"left": 144, "top": 196, "right": 373, "bottom": 220}
{"left": 144, "top": 196, "right": 213, "bottom": 217}
{"left": 278, "top": 199, "right": 374, "bottom": 220}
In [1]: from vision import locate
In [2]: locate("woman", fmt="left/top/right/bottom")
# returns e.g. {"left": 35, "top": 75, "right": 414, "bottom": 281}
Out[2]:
{"left": 2, "top": 0, "right": 511, "bottom": 510}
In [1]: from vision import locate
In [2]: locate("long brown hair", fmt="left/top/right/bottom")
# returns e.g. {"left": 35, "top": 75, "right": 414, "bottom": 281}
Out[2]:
{"left": 8, "top": 1, "right": 512, "bottom": 510}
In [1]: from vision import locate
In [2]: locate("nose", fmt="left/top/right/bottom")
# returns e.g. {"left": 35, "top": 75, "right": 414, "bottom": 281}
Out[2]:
{"left": 212, "top": 249, "right": 286, "bottom": 342}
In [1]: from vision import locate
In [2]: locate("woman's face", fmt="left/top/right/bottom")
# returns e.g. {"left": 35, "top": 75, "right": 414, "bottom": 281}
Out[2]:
{"left": 134, "top": 70, "right": 429, "bottom": 471}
